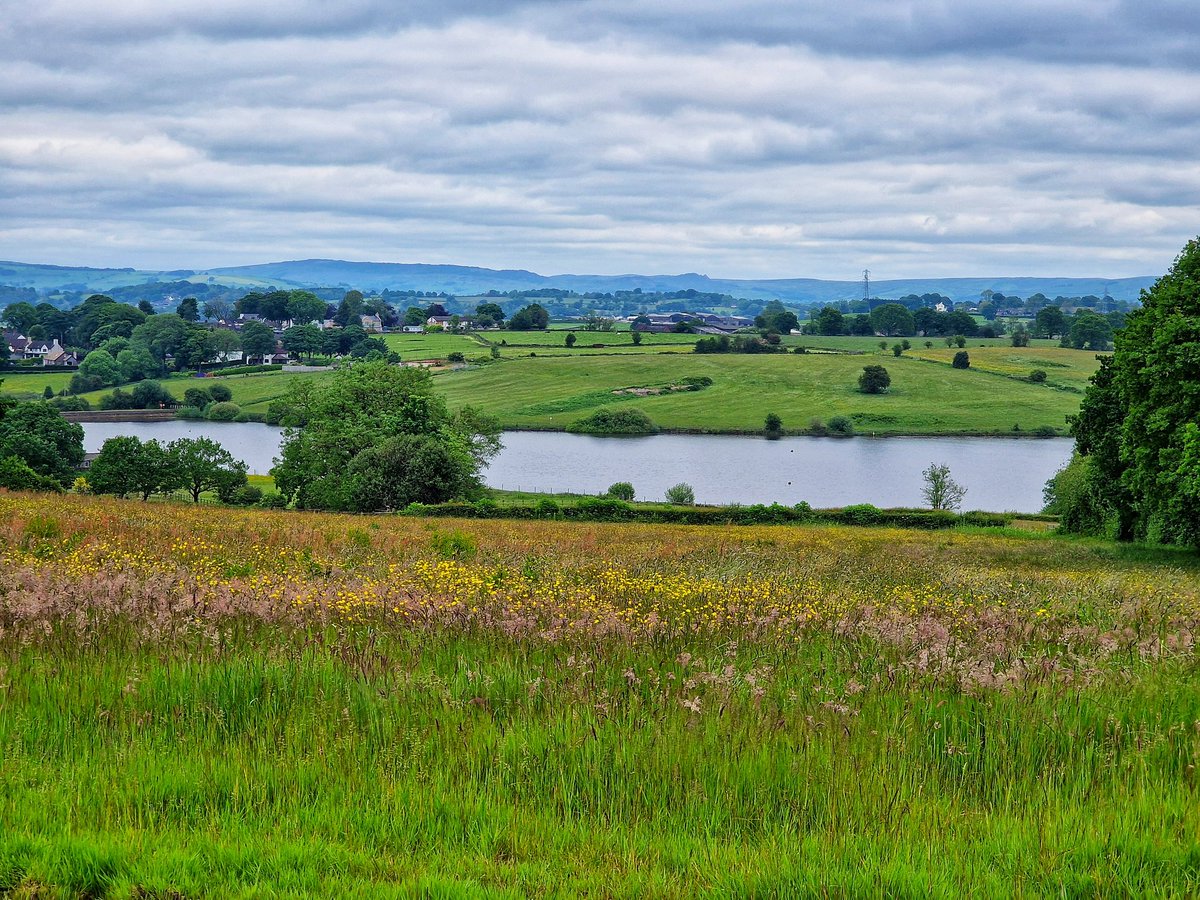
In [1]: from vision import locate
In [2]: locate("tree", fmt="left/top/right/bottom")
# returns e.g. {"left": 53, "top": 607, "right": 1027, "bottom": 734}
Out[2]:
{"left": 202, "top": 298, "right": 234, "bottom": 322}
{"left": 1067, "top": 311, "right": 1113, "bottom": 351}
{"left": 240, "top": 321, "right": 277, "bottom": 363}
{"left": 210, "top": 328, "right": 241, "bottom": 361}
{"left": 0, "top": 402, "right": 84, "bottom": 485}
{"left": 403, "top": 307, "right": 426, "bottom": 327}
{"left": 270, "top": 362, "right": 500, "bottom": 511}
{"left": 168, "top": 437, "right": 247, "bottom": 503}
{"left": 179, "top": 328, "right": 216, "bottom": 369}
{"left": 183, "top": 387, "right": 212, "bottom": 409}
{"left": 764, "top": 412, "right": 783, "bottom": 439}
{"left": 1010, "top": 324, "right": 1030, "bottom": 347}
{"left": 508, "top": 304, "right": 549, "bottom": 330}
{"left": 665, "top": 483, "right": 695, "bottom": 505}
{"left": 88, "top": 436, "right": 162, "bottom": 498}
{"left": 869, "top": 304, "right": 916, "bottom": 337}
{"left": 1065, "top": 236, "right": 1200, "bottom": 545}
{"left": 1035, "top": 306, "right": 1066, "bottom": 339}
{"left": 475, "top": 302, "right": 504, "bottom": 328}
{"left": 287, "top": 290, "right": 327, "bottom": 326}
{"left": 755, "top": 301, "right": 799, "bottom": 334}
{"left": 132, "top": 314, "right": 191, "bottom": 362}
{"left": 858, "top": 365, "right": 891, "bottom": 394}
{"left": 176, "top": 297, "right": 200, "bottom": 322}
{"left": 116, "top": 345, "right": 161, "bottom": 382}
{"left": 281, "top": 324, "right": 323, "bottom": 360}
{"left": 78, "top": 349, "right": 123, "bottom": 387}
{"left": 4, "top": 301, "right": 38, "bottom": 334}
{"left": 606, "top": 482, "right": 635, "bottom": 501}
{"left": 922, "top": 462, "right": 967, "bottom": 510}
{"left": 811, "top": 306, "right": 846, "bottom": 335}
{"left": 137, "top": 300, "right": 156, "bottom": 316}
{"left": 131, "top": 380, "right": 173, "bottom": 409}
{"left": 952, "top": 351, "right": 970, "bottom": 369}
{"left": 631, "top": 330, "right": 643, "bottom": 345}
{"left": 565, "top": 332, "right": 577, "bottom": 347}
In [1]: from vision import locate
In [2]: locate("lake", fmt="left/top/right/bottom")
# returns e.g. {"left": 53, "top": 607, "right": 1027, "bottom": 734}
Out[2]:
{"left": 81, "top": 422, "right": 1073, "bottom": 513}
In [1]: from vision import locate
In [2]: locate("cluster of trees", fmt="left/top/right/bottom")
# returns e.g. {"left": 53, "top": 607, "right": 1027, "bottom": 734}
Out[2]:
{"left": 1048, "top": 237, "right": 1200, "bottom": 546}
{"left": 87, "top": 436, "right": 251, "bottom": 503}
{"left": 0, "top": 395, "right": 84, "bottom": 490}
{"left": 754, "top": 301, "right": 800, "bottom": 334}
{"left": 694, "top": 335, "right": 784, "bottom": 354}
{"left": 277, "top": 323, "right": 391, "bottom": 362}
{"left": 271, "top": 362, "right": 500, "bottom": 512}
{"left": 506, "top": 304, "right": 550, "bottom": 331}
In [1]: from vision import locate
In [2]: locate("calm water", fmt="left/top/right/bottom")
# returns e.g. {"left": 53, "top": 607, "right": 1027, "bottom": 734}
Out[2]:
{"left": 82, "top": 422, "right": 1073, "bottom": 513}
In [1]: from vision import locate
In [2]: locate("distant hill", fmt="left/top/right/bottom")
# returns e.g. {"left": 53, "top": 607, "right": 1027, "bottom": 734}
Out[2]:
{"left": 0, "top": 258, "right": 1156, "bottom": 304}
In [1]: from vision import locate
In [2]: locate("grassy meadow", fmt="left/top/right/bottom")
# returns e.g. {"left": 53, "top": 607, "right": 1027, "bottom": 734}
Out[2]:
{"left": 0, "top": 493, "right": 1198, "bottom": 896}
{"left": 435, "top": 351, "right": 1090, "bottom": 434}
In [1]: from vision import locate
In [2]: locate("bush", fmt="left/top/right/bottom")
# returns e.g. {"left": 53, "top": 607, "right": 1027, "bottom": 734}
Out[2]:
{"left": 230, "top": 484, "right": 263, "bottom": 506}
{"left": 827, "top": 415, "right": 854, "bottom": 436}
{"left": 205, "top": 401, "right": 241, "bottom": 422}
{"left": 0, "top": 455, "right": 63, "bottom": 493}
{"left": 49, "top": 396, "right": 90, "bottom": 412}
{"left": 208, "top": 383, "right": 233, "bottom": 403}
{"left": 68, "top": 373, "right": 104, "bottom": 395}
{"left": 533, "top": 498, "right": 561, "bottom": 519}
{"left": 954, "top": 335, "right": 967, "bottom": 348}
{"left": 952, "top": 351, "right": 970, "bottom": 369}
{"left": 1032, "top": 425, "right": 1058, "bottom": 437}
{"left": 606, "top": 481, "right": 636, "bottom": 501}
{"left": 680, "top": 375, "right": 713, "bottom": 388}
{"left": 840, "top": 503, "right": 882, "bottom": 525}
{"left": 764, "top": 412, "right": 783, "bottom": 439}
{"left": 809, "top": 417, "right": 827, "bottom": 436}
{"left": 665, "top": 482, "right": 695, "bottom": 505}
{"left": 183, "top": 387, "right": 212, "bottom": 409}
{"left": 1029, "top": 369, "right": 1047, "bottom": 383}
{"left": 174, "top": 406, "right": 205, "bottom": 420}
{"left": 446, "top": 351, "right": 466, "bottom": 363}
{"left": 892, "top": 343, "right": 903, "bottom": 357}
{"left": 858, "top": 365, "right": 891, "bottom": 394}
{"left": 99, "top": 389, "right": 139, "bottom": 410}
{"left": 573, "top": 497, "right": 633, "bottom": 520}
{"left": 568, "top": 408, "right": 659, "bottom": 435}
{"left": 131, "top": 380, "right": 173, "bottom": 409}
{"left": 258, "top": 492, "right": 289, "bottom": 509}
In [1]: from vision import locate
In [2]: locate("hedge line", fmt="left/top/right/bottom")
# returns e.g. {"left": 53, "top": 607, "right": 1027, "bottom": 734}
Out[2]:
{"left": 399, "top": 497, "right": 1015, "bottom": 529}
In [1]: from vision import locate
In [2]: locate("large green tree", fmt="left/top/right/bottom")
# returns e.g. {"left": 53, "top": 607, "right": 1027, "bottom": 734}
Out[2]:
{"left": 0, "top": 402, "right": 85, "bottom": 485}
{"left": 271, "top": 362, "right": 500, "bottom": 511}
{"left": 869, "top": 304, "right": 916, "bottom": 337}
{"left": 1061, "top": 237, "right": 1200, "bottom": 545}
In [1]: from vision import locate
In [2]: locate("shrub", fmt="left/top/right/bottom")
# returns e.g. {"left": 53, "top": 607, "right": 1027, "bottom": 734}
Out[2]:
{"left": 606, "top": 481, "right": 636, "bottom": 501}
{"left": 0, "top": 455, "right": 63, "bottom": 493}
{"left": 954, "top": 335, "right": 967, "bottom": 348}
{"left": 574, "top": 497, "right": 634, "bottom": 520}
{"left": 630, "top": 331, "right": 642, "bottom": 345}
{"left": 809, "top": 417, "right": 827, "bottom": 436}
{"left": 680, "top": 375, "right": 713, "bottom": 388}
{"left": 568, "top": 408, "right": 659, "bottom": 435}
{"left": 174, "top": 406, "right": 205, "bottom": 420}
{"left": 565, "top": 332, "right": 577, "bottom": 347}
{"left": 764, "top": 412, "right": 783, "bottom": 439}
{"left": 49, "top": 396, "right": 90, "bottom": 412}
{"left": 858, "top": 365, "right": 891, "bottom": 394}
{"left": 1029, "top": 369, "right": 1047, "bottom": 383}
{"left": 840, "top": 503, "right": 882, "bottom": 525}
{"left": 892, "top": 343, "right": 903, "bottom": 357}
{"left": 430, "top": 530, "right": 477, "bottom": 559}
{"left": 827, "top": 415, "right": 854, "bottom": 436}
{"left": 208, "top": 383, "right": 233, "bottom": 403}
{"left": 446, "top": 351, "right": 466, "bottom": 363}
{"left": 205, "top": 402, "right": 241, "bottom": 422}
{"left": 230, "top": 484, "right": 263, "bottom": 506}
{"left": 99, "top": 389, "right": 138, "bottom": 410}
{"left": 665, "top": 482, "right": 695, "bottom": 505}
{"left": 183, "top": 387, "right": 212, "bottom": 409}
{"left": 533, "top": 498, "right": 561, "bottom": 519}
{"left": 1032, "top": 425, "right": 1058, "bottom": 437}
{"left": 952, "top": 351, "right": 970, "bottom": 369}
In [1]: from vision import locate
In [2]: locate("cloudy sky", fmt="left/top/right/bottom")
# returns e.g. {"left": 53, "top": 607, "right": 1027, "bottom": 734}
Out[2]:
{"left": 2, "top": 1, "right": 1198, "bottom": 278}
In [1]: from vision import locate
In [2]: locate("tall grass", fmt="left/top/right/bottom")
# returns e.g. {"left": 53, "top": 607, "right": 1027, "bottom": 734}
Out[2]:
{"left": 1, "top": 493, "right": 1197, "bottom": 896}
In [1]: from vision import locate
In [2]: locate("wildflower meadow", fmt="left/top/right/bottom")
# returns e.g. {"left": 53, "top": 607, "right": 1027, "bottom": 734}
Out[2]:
{"left": 1, "top": 493, "right": 1198, "bottom": 896}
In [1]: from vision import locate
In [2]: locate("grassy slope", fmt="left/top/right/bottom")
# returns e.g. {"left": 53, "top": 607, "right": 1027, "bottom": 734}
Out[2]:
{"left": 1, "top": 496, "right": 1197, "bottom": 896}
{"left": 434, "top": 351, "right": 1087, "bottom": 433}
{"left": 0, "top": 371, "right": 75, "bottom": 400}
{"left": 383, "top": 332, "right": 489, "bottom": 358}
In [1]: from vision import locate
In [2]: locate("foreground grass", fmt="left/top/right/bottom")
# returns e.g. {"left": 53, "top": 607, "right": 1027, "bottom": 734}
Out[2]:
{"left": 435, "top": 352, "right": 1088, "bottom": 434}
{"left": 1, "top": 494, "right": 1198, "bottom": 896}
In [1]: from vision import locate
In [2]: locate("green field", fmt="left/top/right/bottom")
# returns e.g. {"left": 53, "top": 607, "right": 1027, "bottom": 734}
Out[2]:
{"left": 0, "top": 371, "right": 75, "bottom": 400}
{"left": 383, "top": 331, "right": 488, "bottom": 359}
{"left": 434, "top": 351, "right": 1090, "bottom": 434}
{"left": 2, "top": 494, "right": 1198, "bottom": 896}
{"left": 485, "top": 330, "right": 700, "bottom": 349}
